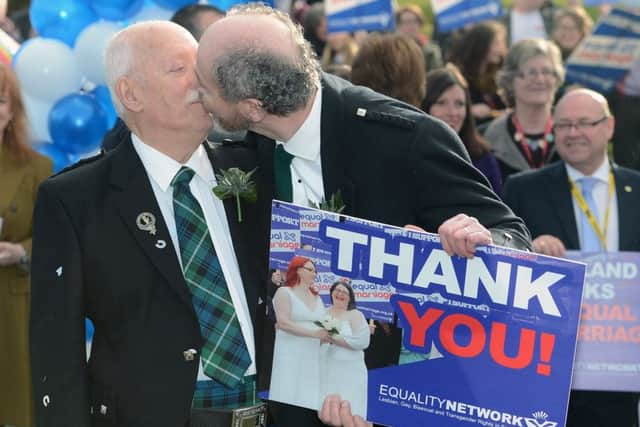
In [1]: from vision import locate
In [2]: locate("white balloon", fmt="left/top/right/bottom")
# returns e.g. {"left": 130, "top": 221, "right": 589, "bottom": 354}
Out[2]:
{"left": 23, "top": 93, "right": 53, "bottom": 143}
{"left": 129, "top": 4, "right": 175, "bottom": 23}
{"left": 14, "top": 38, "right": 83, "bottom": 103}
{"left": 74, "top": 21, "right": 124, "bottom": 86}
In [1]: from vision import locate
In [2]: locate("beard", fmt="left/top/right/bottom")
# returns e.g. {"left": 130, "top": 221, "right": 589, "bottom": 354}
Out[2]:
{"left": 211, "top": 111, "right": 250, "bottom": 133}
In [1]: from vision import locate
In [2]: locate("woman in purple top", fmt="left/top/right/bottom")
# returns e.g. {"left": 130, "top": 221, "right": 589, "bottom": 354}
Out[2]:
{"left": 422, "top": 64, "right": 503, "bottom": 196}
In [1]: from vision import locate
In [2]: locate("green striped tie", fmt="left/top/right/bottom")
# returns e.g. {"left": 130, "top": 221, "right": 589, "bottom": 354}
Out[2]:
{"left": 171, "top": 166, "right": 251, "bottom": 388}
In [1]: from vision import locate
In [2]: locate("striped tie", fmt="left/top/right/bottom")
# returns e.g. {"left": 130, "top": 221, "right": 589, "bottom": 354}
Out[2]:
{"left": 171, "top": 166, "right": 251, "bottom": 388}
{"left": 578, "top": 176, "right": 603, "bottom": 252}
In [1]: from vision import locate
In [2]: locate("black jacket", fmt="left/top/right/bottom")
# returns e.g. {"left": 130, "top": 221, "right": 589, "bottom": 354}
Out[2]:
{"left": 30, "top": 138, "right": 266, "bottom": 427}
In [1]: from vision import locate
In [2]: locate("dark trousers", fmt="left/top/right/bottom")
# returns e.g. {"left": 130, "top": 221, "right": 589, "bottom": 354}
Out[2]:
{"left": 566, "top": 390, "right": 639, "bottom": 427}
{"left": 268, "top": 401, "right": 326, "bottom": 427}
{"left": 189, "top": 409, "right": 234, "bottom": 427}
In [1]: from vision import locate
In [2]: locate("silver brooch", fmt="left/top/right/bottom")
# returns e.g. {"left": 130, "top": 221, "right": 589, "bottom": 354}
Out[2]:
{"left": 136, "top": 212, "right": 157, "bottom": 235}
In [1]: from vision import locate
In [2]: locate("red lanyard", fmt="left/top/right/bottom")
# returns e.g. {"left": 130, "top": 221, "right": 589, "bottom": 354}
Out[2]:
{"left": 512, "top": 114, "right": 553, "bottom": 169}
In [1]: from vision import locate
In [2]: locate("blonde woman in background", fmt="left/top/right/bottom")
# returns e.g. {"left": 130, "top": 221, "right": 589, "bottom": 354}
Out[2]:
{"left": 552, "top": 6, "right": 593, "bottom": 61}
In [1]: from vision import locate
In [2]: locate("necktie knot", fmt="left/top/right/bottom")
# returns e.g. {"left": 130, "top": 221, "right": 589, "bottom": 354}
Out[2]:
{"left": 171, "top": 166, "right": 195, "bottom": 188}
{"left": 579, "top": 176, "right": 598, "bottom": 195}
{"left": 275, "top": 144, "right": 294, "bottom": 164}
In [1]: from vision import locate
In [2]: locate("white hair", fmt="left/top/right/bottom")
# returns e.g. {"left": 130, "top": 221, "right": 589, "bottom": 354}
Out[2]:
{"left": 103, "top": 21, "right": 196, "bottom": 116}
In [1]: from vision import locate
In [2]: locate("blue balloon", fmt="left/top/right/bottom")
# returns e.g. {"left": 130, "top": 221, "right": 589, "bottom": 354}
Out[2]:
{"left": 90, "top": 0, "right": 145, "bottom": 21}
{"left": 49, "top": 93, "right": 109, "bottom": 156}
{"left": 90, "top": 85, "right": 118, "bottom": 130}
{"left": 30, "top": 0, "right": 99, "bottom": 46}
{"left": 150, "top": 0, "right": 194, "bottom": 10}
{"left": 34, "top": 142, "right": 74, "bottom": 173}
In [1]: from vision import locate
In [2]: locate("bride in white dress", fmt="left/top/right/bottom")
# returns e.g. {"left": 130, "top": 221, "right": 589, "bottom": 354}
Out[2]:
{"left": 319, "top": 281, "right": 371, "bottom": 419}
{"left": 269, "top": 256, "right": 329, "bottom": 410}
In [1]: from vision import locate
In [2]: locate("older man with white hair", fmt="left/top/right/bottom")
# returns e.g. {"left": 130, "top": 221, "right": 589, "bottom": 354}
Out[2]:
{"left": 29, "top": 21, "right": 266, "bottom": 427}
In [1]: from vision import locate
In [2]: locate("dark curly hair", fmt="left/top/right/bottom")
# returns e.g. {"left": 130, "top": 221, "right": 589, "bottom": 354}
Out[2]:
{"left": 214, "top": 3, "right": 321, "bottom": 116}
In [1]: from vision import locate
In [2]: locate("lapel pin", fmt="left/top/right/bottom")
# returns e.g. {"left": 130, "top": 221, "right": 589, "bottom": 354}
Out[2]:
{"left": 624, "top": 185, "right": 632, "bottom": 193}
{"left": 136, "top": 212, "right": 157, "bottom": 235}
{"left": 56, "top": 266, "right": 63, "bottom": 277}
{"left": 356, "top": 108, "right": 367, "bottom": 117}
{"left": 155, "top": 240, "right": 167, "bottom": 249}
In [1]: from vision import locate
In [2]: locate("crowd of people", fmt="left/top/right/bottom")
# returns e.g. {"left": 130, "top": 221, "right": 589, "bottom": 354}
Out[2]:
{"left": 0, "top": 1, "right": 639, "bottom": 427}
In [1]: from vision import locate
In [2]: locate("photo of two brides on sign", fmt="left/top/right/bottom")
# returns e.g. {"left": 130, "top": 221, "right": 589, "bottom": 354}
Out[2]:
{"left": 268, "top": 256, "right": 372, "bottom": 418}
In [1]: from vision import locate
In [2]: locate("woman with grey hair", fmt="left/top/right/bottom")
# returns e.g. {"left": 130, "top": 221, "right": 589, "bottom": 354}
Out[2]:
{"left": 484, "top": 38, "right": 565, "bottom": 181}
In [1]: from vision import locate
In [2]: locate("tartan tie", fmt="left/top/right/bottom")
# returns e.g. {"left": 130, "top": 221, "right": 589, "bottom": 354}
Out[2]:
{"left": 171, "top": 166, "right": 251, "bottom": 388}
{"left": 274, "top": 144, "right": 294, "bottom": 202}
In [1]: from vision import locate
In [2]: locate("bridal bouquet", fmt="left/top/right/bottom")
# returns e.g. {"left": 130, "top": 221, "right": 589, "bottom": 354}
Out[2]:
{"left": 314, "top": 316, "right": 341, "bottom": 336}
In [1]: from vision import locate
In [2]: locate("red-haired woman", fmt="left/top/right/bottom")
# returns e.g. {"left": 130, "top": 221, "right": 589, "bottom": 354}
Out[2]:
{"left": 0, "top": 62, "right": 52, "bottom": 427}
{"left": 269, "top": 256, "right": 329, "bottom": 415}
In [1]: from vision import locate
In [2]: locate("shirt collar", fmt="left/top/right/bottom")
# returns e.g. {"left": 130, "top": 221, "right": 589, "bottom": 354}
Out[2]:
{"left": 565, "top": 155, "right": 611, "bottom": 184}
{"left": 276, "top": 86, "right": 322, "bottom": 161}
{"left": 131, "top": 133, "right": 215, "bottom": 192}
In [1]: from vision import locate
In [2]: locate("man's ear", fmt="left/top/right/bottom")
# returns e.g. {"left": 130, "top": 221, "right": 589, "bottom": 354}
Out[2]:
{"left": 605, "top": 115, "right": 615, "bottom": 141}
{"left": 240, "top": 98, "right": 266, "bottom": 123}
{"left": 116, "top": 77, "right": 143, "bottom": 113}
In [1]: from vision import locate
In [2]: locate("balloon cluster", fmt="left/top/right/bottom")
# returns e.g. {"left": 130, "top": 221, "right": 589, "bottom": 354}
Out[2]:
{"left": 15, "top": 0, "right": 234, "bottom": 172}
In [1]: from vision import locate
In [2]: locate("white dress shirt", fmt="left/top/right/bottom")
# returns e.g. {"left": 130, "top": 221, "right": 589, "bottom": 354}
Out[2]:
{"left": 276, "top": 86, "right": 325, "bottom": 206}
{"left": 132, "top": 135, "right": 256, "bottom": 379}
{"left": 566, "top": 157, "right": 619, "bottom": 251}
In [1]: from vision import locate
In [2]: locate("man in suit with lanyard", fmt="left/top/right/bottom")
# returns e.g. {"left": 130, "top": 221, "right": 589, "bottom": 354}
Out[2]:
{"left": 504, "top": 88, "right": 640, "bottom": 427}
{"left": 195, "top": 4, "right": 532, "bottom": 426}
{"left": 30, "top": 21, "right": 266, "bottom": 427}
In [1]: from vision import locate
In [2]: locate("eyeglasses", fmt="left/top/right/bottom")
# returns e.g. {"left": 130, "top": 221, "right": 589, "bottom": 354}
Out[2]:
{"left": 556, "top": 24, "right": 579, "bottom": 32}
{"left": 516, "top": 68, "right": 557, "bottom": 81}
{"left": 553, "top": 116, "right": 608, "bottom": 133}
{"left": 398, "top": 18, "right": 421, "bottom": 26}
{"left": 332, "top": 288, "right": 350, "bottom": 296}
{"left": 300, "top": 266, "right": 316, "bottom": 273}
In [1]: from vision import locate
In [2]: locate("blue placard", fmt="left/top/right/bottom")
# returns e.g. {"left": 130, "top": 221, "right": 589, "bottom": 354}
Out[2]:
{"left": 264, "top": 201, "right": 586, "bottom": 427}
{"left": 325, "top": 0, "right": 394, "bottom": 34}
{"left": 565, "top": 251, "right": 640, "bottom": 392}
{"left": 565, "top": 6, "right": 640, "bottom": 93}
{"left": 432, "top": 0, "right": 503, "bottom": 33}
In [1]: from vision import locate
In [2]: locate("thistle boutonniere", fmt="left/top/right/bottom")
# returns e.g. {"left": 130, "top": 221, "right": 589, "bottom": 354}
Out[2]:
{"left": 312, "top": 190, "right": 345, "bottom": 214}
{"left": 212, "top": 167, "right": 257, "bottom": 223}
